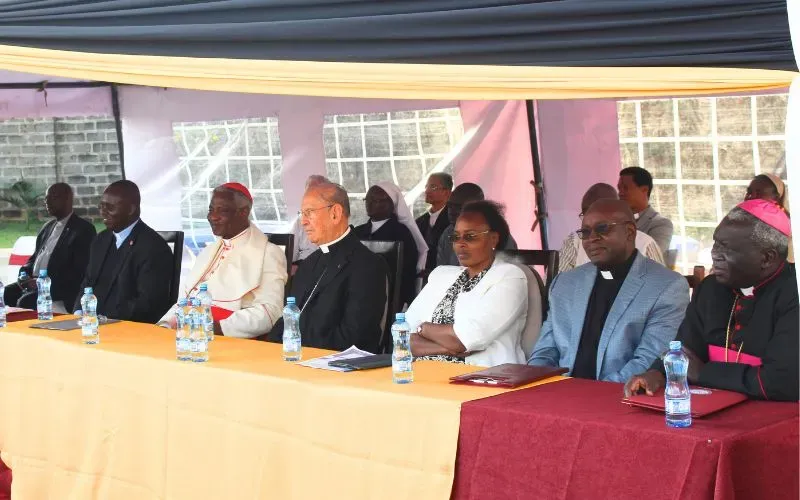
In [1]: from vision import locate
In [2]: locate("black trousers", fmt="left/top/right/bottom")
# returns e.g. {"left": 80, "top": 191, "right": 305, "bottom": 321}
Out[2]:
{"left": 3, "top": 282, "right": 36, "bottom": 309}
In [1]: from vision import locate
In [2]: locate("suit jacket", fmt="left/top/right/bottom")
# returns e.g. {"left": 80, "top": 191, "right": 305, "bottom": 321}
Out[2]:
{"left": 159, "top": 224, "right": 288, "bottom": 338}
{"left": 354, "top": 216, "right": 418, "bottom": 305}
{"left": 21, "top": 213, "right": 96, "bottom": 308}
{"left": 416, "top": 210, "right": 450, "bottom": 273}
{"left": 636, "top": 206, "right": 674, "bottom": 255}
{"left": 76, "top": 221, "right": 173, "bottom": 323}
{"left": 267, "top": 229, "right": 388, "bottom": 353}
{"left": 529, "top": 252, "right": 689, "bottom": 382}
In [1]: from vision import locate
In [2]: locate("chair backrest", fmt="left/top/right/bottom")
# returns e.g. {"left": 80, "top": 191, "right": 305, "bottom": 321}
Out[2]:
{"left": 157, "top": 231, "right": 184, "bottom": 305}
{"left": 664, "top": 249, "right": 678, "bottom": 270}
{"left": 499, "top": 249, "right": 560, "bottom": 288}
{"left": 266, "top": 233, "right": 295, "bottom": 276}
{"left": 360, "top": 240, "right": 403, "bottom": 354}
{"left": 512, "top": 263, "right": 545, "bottom": 359}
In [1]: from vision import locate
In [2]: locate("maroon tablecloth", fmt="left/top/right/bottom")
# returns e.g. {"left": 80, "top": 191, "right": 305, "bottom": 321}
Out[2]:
{"left": 454, "top": 378, "right": 799, "bottom": 500}
{"left": 0, "top": 459, "right": 9, "bottom": 500}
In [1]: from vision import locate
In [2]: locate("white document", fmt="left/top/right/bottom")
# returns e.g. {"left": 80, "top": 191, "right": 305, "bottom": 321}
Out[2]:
{"left": 297, "top": 345, "right": 375, "bottom": 372}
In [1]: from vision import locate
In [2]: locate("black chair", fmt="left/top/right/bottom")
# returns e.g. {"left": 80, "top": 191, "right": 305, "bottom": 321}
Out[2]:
{"left": 157, "top": 231, "right": 184, "bottom": 305}
{"left": 360, "top": 240, "right": 403, "bottom": 354}
{"left": 500, "top": 249, "right": 559, "bottom": 287}
{"left": 266, "top": 233, "right": 295, "bottom": 276}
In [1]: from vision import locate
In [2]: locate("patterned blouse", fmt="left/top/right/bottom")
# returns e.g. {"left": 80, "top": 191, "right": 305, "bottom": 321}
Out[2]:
{"left": 416, "top": 267, "right": 490, "bottom": 363}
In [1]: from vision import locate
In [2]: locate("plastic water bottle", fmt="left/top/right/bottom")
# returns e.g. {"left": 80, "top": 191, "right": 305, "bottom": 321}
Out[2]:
{"left": 391, "top": 313, "right": 413, "bottom": 384}
{"left": 196, "top": 283, "right": 214, "bottom": 342}
{"left": 175, "top": 298, "right": 191, "bottom": 361}
{"left": 282, "top": 297, "right": 302, "bottom": 361}
{"left": 36, "top": 269, "right": 53, "bottom": 320}
{"left": 664, "top": 340, "right": 692, "bottom": 428}
{"left": 0, "top": 279, "right": 6, "bottom": 328}
{"left": 189, "top": 298, "right": 209, "bottom": 363}
{"left": 80, "top": 287, "right": 99, "bottom": 344}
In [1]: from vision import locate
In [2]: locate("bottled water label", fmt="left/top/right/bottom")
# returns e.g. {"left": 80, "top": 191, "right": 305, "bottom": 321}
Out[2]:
{"left": 393, "top": 358, "right": 412, "bottom": 373}
{"left": 665, "top": 398, "right": 691, "bottom": 415}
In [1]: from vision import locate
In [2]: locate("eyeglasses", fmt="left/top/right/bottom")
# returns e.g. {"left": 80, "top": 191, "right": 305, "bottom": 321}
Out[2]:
{"left": 425, "top": 185, "right": 445, "bottom": 192}
{"left": 298, "top": 205, "right": 333, "bottom": 218}
{"left": 575, "top": 222, "right": 628, "bottom": 240}
{"left": 449, "top": 230, "right": 490, "bottom": 243}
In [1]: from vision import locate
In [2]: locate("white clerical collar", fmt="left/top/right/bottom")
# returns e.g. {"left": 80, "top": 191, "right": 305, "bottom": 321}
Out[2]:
{"left": 740, "top": 287, "right": 755, "bottom": 297}
{"left": 370, "top": 219, "right": 389, "bottom": 234}
{"left": 221, "top": 225, "right": 250, "bottom": 248}
{"left": 320, "top": 227, "right": 351, "bottom": 254}
{"left": 633, "top": 212, "right": 641, "bottom": 220}
{"left": 429, "top": 206, "right": 444, "bottom": 226}
{"left": 600, "top": 270, "right": 614, "bottom": 280}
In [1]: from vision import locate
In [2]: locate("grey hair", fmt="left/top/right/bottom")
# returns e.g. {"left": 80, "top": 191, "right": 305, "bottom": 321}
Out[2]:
{"left": 213, "top": 186, "right": 253, "bottom": 211}
{"left": 305, "top": 175, "right": 329, "bottom": 189}
{"left": 312, "top": 182, "right": 351, "bottom": 217}
{"left": 726, "top": 207, "right": 789, "bottom": 258}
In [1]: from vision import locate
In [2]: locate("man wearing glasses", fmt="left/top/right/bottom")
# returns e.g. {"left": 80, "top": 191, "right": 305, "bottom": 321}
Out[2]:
{"left": 415, "top": 173, "right": 453, "bottom": 276}
{"left": 558, "top": 183, "right": 664, "bottom": 272}
{"left": 266, "top": 182, "right": 388, "bottom": 353}
{"left": 529, "top": 199, "right": 688, "bottom": 382}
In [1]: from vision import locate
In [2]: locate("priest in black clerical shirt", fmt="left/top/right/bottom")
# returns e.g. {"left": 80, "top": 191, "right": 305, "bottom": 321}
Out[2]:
{"left": 626, "top": 199, "right": 799, "bottom": 401}
{"left": 266, "top": 182, "right": 388, "bottom": 353}
{"left": 529, "top": 199, "right": 689, "bottom": 382}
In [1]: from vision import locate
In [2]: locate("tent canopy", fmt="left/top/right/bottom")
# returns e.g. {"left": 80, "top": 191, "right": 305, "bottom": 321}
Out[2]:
{"left": 0, "top": 0, "right": 796, "bottom": 99}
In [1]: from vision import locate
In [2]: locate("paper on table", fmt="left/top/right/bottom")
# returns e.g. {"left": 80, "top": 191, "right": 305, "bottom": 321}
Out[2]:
{"left": 297, "top": 345, "right": 375, "bottom": 372}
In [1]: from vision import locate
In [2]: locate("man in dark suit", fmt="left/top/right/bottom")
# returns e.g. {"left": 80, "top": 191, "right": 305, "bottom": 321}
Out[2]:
{"left": 415, "top": 173, "right": 452, "bottom": 276}
{"left": 267, "top": 182, "right": 388, "bottom": 353}
{"left": 4, "top": 183, "right": 96, "bottom": 312}
{"left": 74, "top": 180, "right": 172, "bottom": 323}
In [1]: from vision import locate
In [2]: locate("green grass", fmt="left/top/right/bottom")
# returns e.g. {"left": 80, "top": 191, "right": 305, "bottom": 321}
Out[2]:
{"left": 0, "top": 220, "right": 105, "bottom": 248}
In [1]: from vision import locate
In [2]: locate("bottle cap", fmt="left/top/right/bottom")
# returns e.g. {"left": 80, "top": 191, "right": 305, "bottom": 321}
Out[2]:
{"left": 395, "top": 313, "right": 405, "bottom": 321}
{"left": 199, "top": 283, "right": 208, "bottom": 291}
{"left": 178, "top": 298, "right": 188, "bottom": 306}
{"left": 84, "top": 287, "right": 93, "bottom": 294}
{"left": 286, "top": 297, "right": 296, "bottom": 304}
{"left": 669, "top": 340, "right": 682, "bottom": 351}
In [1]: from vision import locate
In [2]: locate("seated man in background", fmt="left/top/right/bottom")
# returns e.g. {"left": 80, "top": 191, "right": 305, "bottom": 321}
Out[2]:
{"left": 4, "top": 182, "right": 95, "bottom": 313}
{"left": 290, "top": 174, "right": 328, "bottom": 263}
{"left": 559, "top": 182, "right": 664, "bottom": 272}
{"left": 618, "top": 166, "right": 674, "bottom": 255}
{"left": 437, "top": 183, "right": 517, "bottom": 266}
{"left": 529, "top": 199, "right": 689, "bottom": 382}
{"left": 159, "top": 183, "right": 287, "bottom": 338}
{"left": 416, "top": 173, "right": 452, "bottom": 276}
{"left": 266, "top": 182, "right": 388, "bottom": 353}
{"left": 625, "top": 200, "right": 798, "bottom": 401}
{"left": 75, "top": 180, "right": 172, "bottom": 323}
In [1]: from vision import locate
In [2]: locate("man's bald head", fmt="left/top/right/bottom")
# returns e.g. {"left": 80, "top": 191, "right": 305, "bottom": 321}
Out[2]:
{"left": 581, "top": 183, "right": 618, "bottom": 215}
{"left": 100, "top": 180, "right": 141, "bottom": 232}
{"left": 585, "top": 198, "right": 636, "bottom": 224}
{"left": 580, "top": 199, "right": 637, "bottom": 269}
{"left": 45, "top": 182, "right": 74, "bottom": 219}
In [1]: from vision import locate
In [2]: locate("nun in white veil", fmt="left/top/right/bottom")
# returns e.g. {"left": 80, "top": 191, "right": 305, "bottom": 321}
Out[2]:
{"left": 353, "top": 181, "right": 429, "bottom": 305}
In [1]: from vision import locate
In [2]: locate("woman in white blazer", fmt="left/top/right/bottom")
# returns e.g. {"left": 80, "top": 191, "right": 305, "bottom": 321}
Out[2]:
{"left": 404, "top": 201, "right": 528, "bottom": 367}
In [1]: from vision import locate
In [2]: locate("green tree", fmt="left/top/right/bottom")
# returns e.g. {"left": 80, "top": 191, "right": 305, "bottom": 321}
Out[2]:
{"left": 0, "top": 179, "right": 44, "bottom": 229}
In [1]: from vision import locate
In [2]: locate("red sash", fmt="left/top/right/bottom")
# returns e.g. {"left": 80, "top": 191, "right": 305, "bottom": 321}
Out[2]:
{"left": 708, "top": 345, "right": 762, "bottom": 366}
{"left": 210, "top": 306, "right": 234, "bottom": 322}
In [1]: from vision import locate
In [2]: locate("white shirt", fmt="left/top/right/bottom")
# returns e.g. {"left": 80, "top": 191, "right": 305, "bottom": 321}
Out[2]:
{"left": 320, "top": 227, "right": 351, "bottom": 254}
{"left": 404, "top": 262, "right": 529, "bottom": 367}
{"left": 428, "top": 207, "right": 445, "bottom": 227}
{"left": 113, "top": 219, "right": 139, "bottom": 249}
{"left": 369, "top": 219, "right": 389, "bottom": 234}
{"left": 33, "top": 213, "right": 72, "bottom": 275}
